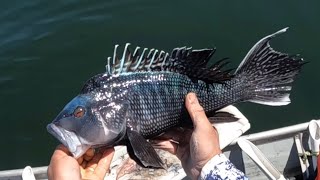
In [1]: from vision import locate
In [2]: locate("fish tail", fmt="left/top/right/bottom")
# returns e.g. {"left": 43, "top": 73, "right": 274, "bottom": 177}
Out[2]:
{"left": 234, "top": 28, "right": 306, "bottom": 106}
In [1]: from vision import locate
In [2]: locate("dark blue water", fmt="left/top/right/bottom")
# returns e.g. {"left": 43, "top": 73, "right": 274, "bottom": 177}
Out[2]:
{"left": 0, "top": 0, "right": 319, "bottom": 170}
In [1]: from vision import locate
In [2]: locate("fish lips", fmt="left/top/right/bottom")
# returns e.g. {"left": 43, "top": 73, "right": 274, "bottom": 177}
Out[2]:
{"left": 47, "top": 123, "right": 90, "bottom": 158}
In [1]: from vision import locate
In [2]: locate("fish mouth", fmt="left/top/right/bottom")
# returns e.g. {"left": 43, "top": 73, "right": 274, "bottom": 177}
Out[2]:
{"left": 47, "top": 123, "right": 90, "bottom": 158}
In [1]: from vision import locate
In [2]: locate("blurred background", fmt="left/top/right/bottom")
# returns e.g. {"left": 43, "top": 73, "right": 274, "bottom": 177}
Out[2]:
{"left": 0, "top": 0, "right": 319, "bottom": 170}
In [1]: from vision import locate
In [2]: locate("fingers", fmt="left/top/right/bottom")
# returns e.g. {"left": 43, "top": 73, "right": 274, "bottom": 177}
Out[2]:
{"left": 48, "top": 145, "right": 81, "bottom": 180}
{"left": 83, "top": 148, "right": 95, "bottom": 161}
{"left": 81, "top": 161, "right": 87, "bottom": 170}
{"left": 185, "top": 93, "right": 221, "bottom": 153}
{"left": 80, "top": 148, "right": 114, "bottom": 179}
{"left": 155, "top": 127, "right": 186, "bottom": 142}
{"left": 94, "top": 147, "right": 115, "bottom": 178}
{"left": 77, "top": 156, "right": 83, "bottom": 165}
{"left": 49, "top": 145, "right": 72, "bottom": 171}
{"left": 185, "top": 93, "right": 222, "bottom": 169}
{"left": 77, "top": 148, "right": 95, "bottom": 168}
{"left": 185, "top": 93, "right": 212, "bottom": 130}
{"left": 85, "top": 151, "right": 102, "bottom": 171}
{"left": 53, "top": 144, "right": 71, "bottom": 158}
{"left": 151, "top": 139, "right": 178, "bottom": 154}
{"left": 55, "top": 144, "right": 69, "bottom": 153}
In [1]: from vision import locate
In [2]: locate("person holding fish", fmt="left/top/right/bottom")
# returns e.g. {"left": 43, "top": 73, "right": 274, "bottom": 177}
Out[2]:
{"left": 47, "top": 28, "right": 304, "bottom": 179}
{"left": 48, "top": 93, "right": 247, "bottom": 179}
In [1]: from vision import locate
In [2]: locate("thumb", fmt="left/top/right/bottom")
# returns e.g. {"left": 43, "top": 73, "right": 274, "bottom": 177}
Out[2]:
{"left": 185, "top": 93, "right": 212, "bottom": 130}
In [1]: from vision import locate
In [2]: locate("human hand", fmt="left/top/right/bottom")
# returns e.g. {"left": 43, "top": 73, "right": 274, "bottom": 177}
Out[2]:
{"left": 47, "top": 144, "right": 114, "bottom": 180}
{"left": 152, "top": 93, "right": 221, "bottom": 179}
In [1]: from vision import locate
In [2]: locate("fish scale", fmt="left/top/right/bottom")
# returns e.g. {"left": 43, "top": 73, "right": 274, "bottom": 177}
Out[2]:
{"left": 108, "top": 71, "right": 246, "bottom": 138}
{"left": 123, "top": 72, "right": 193, "bottom": 137}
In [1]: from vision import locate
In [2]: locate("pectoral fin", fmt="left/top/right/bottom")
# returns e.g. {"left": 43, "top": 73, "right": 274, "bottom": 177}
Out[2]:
{"left": 126, "top": 128, "right": 165, "bottom": 169}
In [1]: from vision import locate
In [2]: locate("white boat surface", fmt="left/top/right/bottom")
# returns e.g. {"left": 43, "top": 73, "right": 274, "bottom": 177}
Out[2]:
{"left": 0, "top": 106, "right": 318, "bottom": 180}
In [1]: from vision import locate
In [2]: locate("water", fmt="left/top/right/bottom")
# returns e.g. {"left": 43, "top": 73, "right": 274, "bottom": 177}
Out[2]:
{"left": 0, "top": 0, "right": 319, "bottom": 170}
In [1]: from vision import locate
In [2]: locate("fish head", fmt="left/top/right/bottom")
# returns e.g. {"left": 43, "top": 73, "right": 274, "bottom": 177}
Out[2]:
{"left": 47, "top": 93, "right": 126, "bottom": 158}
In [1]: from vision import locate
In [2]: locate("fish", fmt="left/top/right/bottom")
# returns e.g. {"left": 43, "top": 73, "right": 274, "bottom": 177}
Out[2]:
{"left": 47, "top": 28, "right": 305, "bottom": 168}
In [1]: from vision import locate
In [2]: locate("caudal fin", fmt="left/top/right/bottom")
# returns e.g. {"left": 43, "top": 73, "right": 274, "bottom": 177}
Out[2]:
{"left": 235, "top": 28, "right": 306, "bottom": 106}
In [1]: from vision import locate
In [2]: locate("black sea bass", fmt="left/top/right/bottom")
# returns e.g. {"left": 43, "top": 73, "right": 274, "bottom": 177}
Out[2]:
{"left": 47, "top": 28, "right": 305, "bottom": 168}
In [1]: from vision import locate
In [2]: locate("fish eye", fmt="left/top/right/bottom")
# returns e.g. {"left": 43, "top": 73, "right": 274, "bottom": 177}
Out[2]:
{"left": 73, "top": 106, "right": 85, "bottom": 118}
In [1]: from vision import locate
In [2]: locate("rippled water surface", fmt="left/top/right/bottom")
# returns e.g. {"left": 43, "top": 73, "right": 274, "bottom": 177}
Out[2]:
{"left": 0, "top": 0, "right": 319, "bottom": 170}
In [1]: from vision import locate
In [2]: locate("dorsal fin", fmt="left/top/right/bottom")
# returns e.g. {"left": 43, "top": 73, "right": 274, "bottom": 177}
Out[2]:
{"left": 168, "top": 47, "right": 234, "bottom": 83}
{"left": 105, "top": 44, "right": 233, "bottom": 83}
{"left": 106, "top": 43, "right": 170, "bottom": 75}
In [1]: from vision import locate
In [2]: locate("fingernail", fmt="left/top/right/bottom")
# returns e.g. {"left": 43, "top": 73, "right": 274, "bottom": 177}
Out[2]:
{"left": 188, "top": 93, "right": 198, "bottom": 104}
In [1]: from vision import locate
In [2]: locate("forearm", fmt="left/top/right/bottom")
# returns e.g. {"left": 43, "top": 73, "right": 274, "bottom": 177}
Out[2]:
{"left": 200, "top": 153, "right": 248, "bottom": 180}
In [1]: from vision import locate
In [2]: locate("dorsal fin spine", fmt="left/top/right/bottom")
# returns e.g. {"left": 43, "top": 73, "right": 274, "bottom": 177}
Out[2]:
{"left": 118, "top": 43, "right": 130, "bottom": 74}
{"left": 111, "top": 45, "right": 119, "bottom": 74}
{"left": 158, "top": 51, "right": 165, "bottom": 68}
{"left": 162, "top": 53, "right": 169, "bottom": 67}
{"left": 103, "top": 44, "right": 232, "bottom": 84}
{"left": 148, "top": 49, "right": 158, "bottom": 69}
{"left": 147, "top": 49, "right": 155, "bottom": 59}
{"left": 106, "top": 57, "right": 111, "bottom": 74}
{"left": 133, "top": 46, "right": 140, "bottom": 57}
{"left": 158, "top": 50, "right": 164, "bottom": 58}
{"left": 113, "top": 45, "right": 119, "bottom": 65}
{"left": 133, "top": 48, "right": 148, "bottom": 70}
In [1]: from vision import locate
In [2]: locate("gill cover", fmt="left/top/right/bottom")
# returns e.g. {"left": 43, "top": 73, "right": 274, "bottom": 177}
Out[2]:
{"left": 48, "top": 94, "right": 127, "bottom": 158}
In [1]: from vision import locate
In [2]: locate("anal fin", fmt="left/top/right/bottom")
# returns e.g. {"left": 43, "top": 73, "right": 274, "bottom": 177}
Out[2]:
{"left": 126, "top": 128, "right": 165, "bottom": 169}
